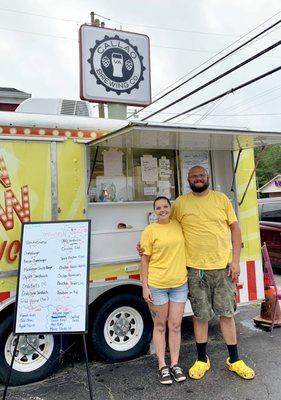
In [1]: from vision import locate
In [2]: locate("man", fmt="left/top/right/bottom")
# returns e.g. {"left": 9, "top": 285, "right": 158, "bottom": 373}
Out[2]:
{"left": 171, "top": 165, "right": 255, "bottom": 380}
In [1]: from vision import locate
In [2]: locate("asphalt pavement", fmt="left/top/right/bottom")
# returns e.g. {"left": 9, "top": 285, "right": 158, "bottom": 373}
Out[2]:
{"left": 1, "top": 301, "right": 281, "bottom": 400}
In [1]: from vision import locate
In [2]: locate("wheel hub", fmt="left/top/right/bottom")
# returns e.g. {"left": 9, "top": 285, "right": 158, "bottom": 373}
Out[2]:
{"left": 17, "top": 335, "right": 40, "bottom": 356}
{"left": 103, "top": 305, "right": 144, "bottom": 352}
{"left": 114, "top": 317, "right": 131, "bottom": 336}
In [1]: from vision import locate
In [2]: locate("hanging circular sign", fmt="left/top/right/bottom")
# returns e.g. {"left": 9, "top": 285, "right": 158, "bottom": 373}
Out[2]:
{"left": 88, "top": 35, "right": 146, "bottom": 95}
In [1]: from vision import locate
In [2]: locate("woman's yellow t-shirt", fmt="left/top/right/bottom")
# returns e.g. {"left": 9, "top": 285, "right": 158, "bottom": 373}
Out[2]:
{"left": 140, "top": 219, "right": 187, "bottom": 289}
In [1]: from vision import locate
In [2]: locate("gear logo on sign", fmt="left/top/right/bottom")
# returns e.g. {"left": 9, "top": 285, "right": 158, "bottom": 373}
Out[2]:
{"left": 88, "top": 35, "right": 146, "bottom": 95}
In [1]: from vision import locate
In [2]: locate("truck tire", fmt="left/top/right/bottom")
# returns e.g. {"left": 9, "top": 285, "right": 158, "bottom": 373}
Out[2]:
{"left": 90, "top": 293, "right": 153, "bottom": 362}
{"left": 0, "top": 313, "right": 61, "bottom": 386}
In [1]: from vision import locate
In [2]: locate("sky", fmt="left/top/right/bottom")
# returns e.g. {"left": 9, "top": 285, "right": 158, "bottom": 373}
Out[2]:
{"left": 1, "top": 0, "right": 281, "bottom": 132}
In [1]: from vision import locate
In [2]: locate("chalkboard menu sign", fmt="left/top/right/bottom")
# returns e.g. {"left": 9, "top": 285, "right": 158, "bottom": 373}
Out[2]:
{"left": 14, "top": 220, "right": 91, "bottom": 335}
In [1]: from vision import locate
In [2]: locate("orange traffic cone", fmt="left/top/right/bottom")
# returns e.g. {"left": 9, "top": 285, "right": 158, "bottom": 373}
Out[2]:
{"left": 254, "top": 285, "right": 281, "bottom": 329}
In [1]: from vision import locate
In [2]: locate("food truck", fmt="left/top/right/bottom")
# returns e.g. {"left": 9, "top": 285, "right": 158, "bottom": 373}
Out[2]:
{"left": 1, "top": 97, "right": 280, "bottom": 385}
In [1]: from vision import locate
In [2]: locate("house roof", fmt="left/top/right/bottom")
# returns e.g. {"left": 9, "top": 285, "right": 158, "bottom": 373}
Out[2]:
{"left": 258, "top": 174, "right": 281, "bottom": 193}
{"left": 0, "top": 87, "right": 31, "bottom": 100}
{"left": 0, "top": 87, "right": 24, "bottom": 93}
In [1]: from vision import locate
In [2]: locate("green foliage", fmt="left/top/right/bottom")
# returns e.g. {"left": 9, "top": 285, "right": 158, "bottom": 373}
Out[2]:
{"left": 254, "top": 145, "right": 281, "bottom": 188}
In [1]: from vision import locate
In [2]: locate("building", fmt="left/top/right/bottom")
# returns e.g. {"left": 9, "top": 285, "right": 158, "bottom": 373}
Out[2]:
{"left": 0, "top": 87, "right": 31, "bottom": 111}
{"left": 258, "top": 174, "right": 281, "bottom": 198}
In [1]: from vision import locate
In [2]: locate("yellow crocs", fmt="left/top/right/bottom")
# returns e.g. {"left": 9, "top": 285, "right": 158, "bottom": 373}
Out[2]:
{"left": 226, "top": 358, "right": 255, "bottom": 380}
{"left": 188, "top": 356, "right": 210, "bottom": 380}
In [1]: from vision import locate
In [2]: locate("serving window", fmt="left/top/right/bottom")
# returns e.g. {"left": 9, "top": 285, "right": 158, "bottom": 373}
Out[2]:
{"left": 88, "top": 146, "right": 179, "bottom": 202}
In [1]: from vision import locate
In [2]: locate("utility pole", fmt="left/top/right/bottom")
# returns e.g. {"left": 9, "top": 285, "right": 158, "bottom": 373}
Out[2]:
{"left": 90, "top": 11, "right": 127, "bottom": 120}
{"left": 90, "top": 12, "right": 105, "bottom": 119}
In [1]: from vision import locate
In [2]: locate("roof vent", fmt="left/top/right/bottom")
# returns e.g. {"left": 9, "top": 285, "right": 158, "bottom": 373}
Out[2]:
{"left": 60, "top": 99, "right": 90, "bottom": 116}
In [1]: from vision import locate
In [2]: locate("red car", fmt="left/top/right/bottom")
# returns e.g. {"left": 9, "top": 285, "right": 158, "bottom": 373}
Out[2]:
{"left": 259, "top": 198, "right": 281, "bottom": 269}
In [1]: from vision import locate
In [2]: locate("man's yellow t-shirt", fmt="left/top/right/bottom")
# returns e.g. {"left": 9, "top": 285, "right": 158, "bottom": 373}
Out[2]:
{"left": 172, "top": 190, "right": 237, "bottom": 270}
{"left": 140, "top": 219, "right": 187, "bottom": 289}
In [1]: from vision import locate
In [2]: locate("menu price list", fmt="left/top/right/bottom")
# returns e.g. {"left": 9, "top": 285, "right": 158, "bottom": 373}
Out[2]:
{"left": 15, "top": 222, "right": 89, "bottom": 334}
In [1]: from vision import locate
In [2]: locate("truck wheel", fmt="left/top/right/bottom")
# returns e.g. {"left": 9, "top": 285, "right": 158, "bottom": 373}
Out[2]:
{"left": 0, "top": 313, "right": 61, "bottom": 386}
{"left": 90, "top": 293, "right": 153, "bottom": 362}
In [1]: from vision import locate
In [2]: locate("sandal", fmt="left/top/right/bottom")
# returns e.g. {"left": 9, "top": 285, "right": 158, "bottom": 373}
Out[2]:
{"left": 226, "top": 358, "right": 255, "bottom": 379}
{"left": 188, "top": 356, "right": 210, "bottom": 380}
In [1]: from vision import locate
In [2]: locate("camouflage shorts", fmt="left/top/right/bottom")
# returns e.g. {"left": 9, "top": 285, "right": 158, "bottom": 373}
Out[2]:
{"left": 188, "top": 267, "right": 237, "bottom": 321}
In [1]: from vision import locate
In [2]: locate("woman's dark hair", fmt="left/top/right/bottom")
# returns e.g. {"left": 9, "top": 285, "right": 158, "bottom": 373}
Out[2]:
{"left": 153, "top": 196, "right": 171, "bottom": 209}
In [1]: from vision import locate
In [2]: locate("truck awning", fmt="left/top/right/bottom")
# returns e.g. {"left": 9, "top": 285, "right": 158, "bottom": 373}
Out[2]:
{"left": 88, "top": 121, "right": 281, "bottom": 150}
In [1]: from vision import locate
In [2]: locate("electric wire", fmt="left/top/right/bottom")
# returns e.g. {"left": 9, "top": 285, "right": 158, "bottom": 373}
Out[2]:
{"left": 132, "top": 11, "right": 281, "bottom": 118}
{"left": 0, "top": 6, "right": 246, "bottom": 37}
{"left": 141, "top": 38, "right": 281, "bottom": 121}
{"left": 0, "top": 7, "right": 111, "bottom": 23}
{"left": 0, "top": 27, "right": 77, "bottom": 40}
{"left": 219, "top": 84, "right": 281, "bottom": 114}
{"left": 193, "top": 83, "right": 281, "bottom": 121}
{"left": 127, "top": 109, "right": 281, "bottom": 117}
{"left": 112, "top": 19, "right": 239, "bottom": 37}
{"left": 179, "top": 95, "right": 228, "bottom": 124}
{"left": 199, "top": 113, "right": 281, "bottom": 117}
{"left": 164, "top": 65, "right": 281, "bottom": 123}
{"left": 131, "top": 13, "right": 281, "bottom": 120}
{"left": 2, "top": 5, "right": 281, "bottom": 122}
{"left": 234, "top": 91, "right": 281, "bottom": 114}
{"left": 151, "top": 11, "right": 281, "bottom": 99}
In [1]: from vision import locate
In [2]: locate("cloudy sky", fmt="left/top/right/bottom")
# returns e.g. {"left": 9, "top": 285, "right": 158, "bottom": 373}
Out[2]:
{"left": 1, "top": 0, "right": 281, "bottom": 131}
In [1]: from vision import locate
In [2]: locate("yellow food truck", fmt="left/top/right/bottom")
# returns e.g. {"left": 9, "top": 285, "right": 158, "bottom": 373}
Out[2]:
{"left": 0, "top": 98, "right": 280, "bottom": 385}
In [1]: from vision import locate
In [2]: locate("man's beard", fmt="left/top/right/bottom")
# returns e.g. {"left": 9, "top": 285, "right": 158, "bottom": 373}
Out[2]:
{"left": 188, "top": 180, "right": 209, "bottom": 193}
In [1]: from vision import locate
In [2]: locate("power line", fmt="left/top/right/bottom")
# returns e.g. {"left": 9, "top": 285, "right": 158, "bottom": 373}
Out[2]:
{"left": 151, "top": 21, "right": 281, "bottom": 101}
{"left": 128, "top": 110, "right": 281, "bottom": 117}
{"left": 199, "top": 113, "right": 281, "bottom": 116}
{"left": 128, "top": 101, "right": 281, "bottom": 117}
{"left": 0, "top": 7, "right": 81, "bottom": 23}
{"left": 164, "top": 65, "right": 281, "bottom": 123}
{"left": 219, "top": 84, "right": 281, "bottom": 114}
{"left": 0, "top": 7, "right": 111, "bottom": 23}
{"left": 0, "top": 6, "right": 245, "bottom": 37}
{"left": 128, "top": 108, "right": 281, "bottom": 118}
{"left": 0, "top": 27, "right": 267, "bottom": 57}
{"left": 1, "top": 8, "right": 281, "bottom": 61}
{"left": 180, "top": 95, "right": 228, "bottom": 124}
{"left": 0, "top": 27, "right": 77, "bottom": 41}
{"left": 112, "top": 19, "right": 239, "bottom": 37}
{"left": 1, "top": 23, "right": 279, "bottom": 58}
{"left": 131, "top": 10, "right": 281, "bottom": 118}
{"left": 232, "top": 91, "right": 281, "bottom": 114}
{"left": 141, "top": 37, "right": 281, "bottom": 121}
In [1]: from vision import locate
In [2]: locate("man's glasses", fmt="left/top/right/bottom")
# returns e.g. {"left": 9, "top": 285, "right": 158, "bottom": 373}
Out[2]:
{"left": 188, "top": 173, "right": 208, "bottom": 179}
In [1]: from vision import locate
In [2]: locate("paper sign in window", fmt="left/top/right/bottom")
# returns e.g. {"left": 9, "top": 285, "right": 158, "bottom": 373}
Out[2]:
{"left": 144, "top": 186, "right": 157, "bottom": 196}
{"left": 159, "top": 157, "right": 171, "bottom": 178}
{"left": 103, "top": 149, "right": 123, "bottom": 177}
{"left": 158, "top": 180, "right": 171, "bottom": 199}
{"left": 141, "top": 155, "right": 158, "bottom": 182}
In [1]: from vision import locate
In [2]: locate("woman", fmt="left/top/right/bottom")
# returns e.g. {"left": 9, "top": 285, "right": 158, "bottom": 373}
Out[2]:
{"left": 140, "top": 196, "right": 187, "bottom": 385}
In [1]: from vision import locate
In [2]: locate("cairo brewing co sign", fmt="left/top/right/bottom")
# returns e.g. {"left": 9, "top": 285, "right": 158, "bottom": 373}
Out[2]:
{"left": 79, "top": 25, "right": 151, "bottom": 106}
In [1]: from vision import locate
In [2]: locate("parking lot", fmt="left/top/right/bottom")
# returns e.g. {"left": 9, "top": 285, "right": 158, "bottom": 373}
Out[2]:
{"left": 1, "top": 294, "right": 281, "bottom": 400}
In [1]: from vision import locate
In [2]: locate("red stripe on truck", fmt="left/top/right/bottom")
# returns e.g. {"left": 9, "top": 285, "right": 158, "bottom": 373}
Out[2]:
{"left": 247, "top": 261, "right": 257, "bottom": 301}
{"left": 129, "top": 274, "right": 140, "bottom": 280}
{"left": 0, "top": 292, "right": 10, "bottom": 302}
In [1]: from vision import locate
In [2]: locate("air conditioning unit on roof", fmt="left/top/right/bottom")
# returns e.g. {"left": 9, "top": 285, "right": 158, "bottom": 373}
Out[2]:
{"left": 15, "top": 98, "right": 93, "bottom": 117}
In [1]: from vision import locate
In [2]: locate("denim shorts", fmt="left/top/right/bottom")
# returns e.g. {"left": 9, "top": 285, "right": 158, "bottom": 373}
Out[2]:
{"left": 149, "top": 283, "right": 188, "bottom": 306}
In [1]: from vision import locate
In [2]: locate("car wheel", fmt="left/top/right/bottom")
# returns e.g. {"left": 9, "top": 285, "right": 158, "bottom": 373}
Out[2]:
{"left": 0, "top": 313, "right": 61, "bottom": 386}
{"left": 90, "top": 293, "right": 152, "bottom": 362}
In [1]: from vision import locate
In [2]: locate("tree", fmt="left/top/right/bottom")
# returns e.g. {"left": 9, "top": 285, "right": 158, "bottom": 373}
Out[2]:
{"left": 255, "top": 144, "right": 281, "bottom": 189}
